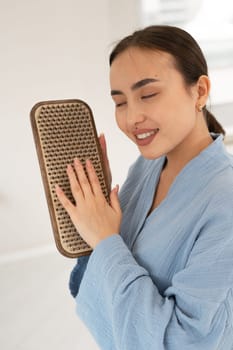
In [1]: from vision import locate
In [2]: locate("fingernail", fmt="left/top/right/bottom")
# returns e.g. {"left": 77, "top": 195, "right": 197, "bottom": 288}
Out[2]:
{"left": 74, "top": 158, "right": 81, "bottom": 165}
{"left": 100, "top": 133, "right": 105, "bottom": 141}
{"left": 86, "top": 159, "right": 92, "bottom": 167}
{"left": 55, "top": 184, "right": 61, "bottom": 192}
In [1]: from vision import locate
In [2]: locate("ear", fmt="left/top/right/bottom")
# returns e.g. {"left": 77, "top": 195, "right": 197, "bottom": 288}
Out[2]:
{"left": 196, "top": 75, "right": 211, "bottom": 109}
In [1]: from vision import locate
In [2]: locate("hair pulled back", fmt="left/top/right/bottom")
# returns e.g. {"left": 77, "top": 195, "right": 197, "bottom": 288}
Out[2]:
{"left": 110, "top": 25, "right": 225, "bottom": 136}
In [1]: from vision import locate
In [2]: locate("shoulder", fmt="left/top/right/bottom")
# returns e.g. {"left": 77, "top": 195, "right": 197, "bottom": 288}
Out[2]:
{"left": 207, "top": 146, "right": 233, "bottom": 200}
{"left": 197, "top": 136, "right": 233, "bottom": 205}
{"left": 201, "top": 152, "right": 233, "bottom": 227}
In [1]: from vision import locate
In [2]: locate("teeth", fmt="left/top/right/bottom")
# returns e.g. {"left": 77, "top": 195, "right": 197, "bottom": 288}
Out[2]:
{"left": 136, "top": 130, "right": 158, "bottom": 140}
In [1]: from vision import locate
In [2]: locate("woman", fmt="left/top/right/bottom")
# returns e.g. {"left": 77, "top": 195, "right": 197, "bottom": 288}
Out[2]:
{"left": 56, "top": 25, "right": 233, "bottom": 349}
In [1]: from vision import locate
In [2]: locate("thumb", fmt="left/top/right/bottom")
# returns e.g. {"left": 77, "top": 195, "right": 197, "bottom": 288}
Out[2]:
{"left": 99, "top": 133, "right": 112, "bottom": 189}
{"left": 110, "top": 185, "right": 121, "bottom": 213}
{"left": 99, "top": 133, "right": 107, "bottom": 159}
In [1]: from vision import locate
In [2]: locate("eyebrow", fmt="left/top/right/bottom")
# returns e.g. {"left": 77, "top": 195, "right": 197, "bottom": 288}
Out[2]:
{"left": 111, "top": 78, "right": 160, "bottom": 96}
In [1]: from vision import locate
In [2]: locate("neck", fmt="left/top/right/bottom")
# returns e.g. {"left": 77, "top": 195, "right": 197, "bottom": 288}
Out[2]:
{"left": 163, "top": 128, "right": 213, "bottom": 179}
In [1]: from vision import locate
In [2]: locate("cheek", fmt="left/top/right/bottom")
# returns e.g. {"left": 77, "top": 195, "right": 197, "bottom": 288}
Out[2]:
{"left": 115, "top": 112, "right": 136, "bottom": 143}
{"left": 115, "top": 112, "right": 124, "bottom": 132}
{"left": 115, "top": 112, "right": 128, "bottom": 133}
{"left": 162, "top": 103, "right": 197, "bottom": 139}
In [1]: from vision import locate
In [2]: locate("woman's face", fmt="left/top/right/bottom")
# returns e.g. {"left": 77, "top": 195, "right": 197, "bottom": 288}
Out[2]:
{"left": 110, "top": 47, "right": 200, "bottom": 160}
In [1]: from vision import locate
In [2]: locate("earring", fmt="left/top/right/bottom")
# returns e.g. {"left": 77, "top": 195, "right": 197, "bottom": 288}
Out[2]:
{"left": 198, "top": 104, "right": 202, "bottom": 112}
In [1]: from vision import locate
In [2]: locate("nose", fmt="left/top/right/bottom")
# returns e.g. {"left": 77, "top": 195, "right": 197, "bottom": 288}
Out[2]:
{"left": 126, "top": 102, "right": 146, "bottom": 129}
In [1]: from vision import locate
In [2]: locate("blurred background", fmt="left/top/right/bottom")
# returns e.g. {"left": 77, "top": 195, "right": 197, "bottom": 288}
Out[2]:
{"left": 1, "top": 0, "right": 233, "bottom": 349}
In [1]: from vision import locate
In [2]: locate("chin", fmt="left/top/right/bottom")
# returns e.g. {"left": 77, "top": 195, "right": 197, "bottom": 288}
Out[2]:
{"left": 139, "top": 148, "right": 165, "bottom": 160}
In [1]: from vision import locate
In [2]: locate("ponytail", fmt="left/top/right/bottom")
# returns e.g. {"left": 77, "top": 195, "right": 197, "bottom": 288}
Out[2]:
{"left": 204, "top": 108, "right": 225, "bottom": 136}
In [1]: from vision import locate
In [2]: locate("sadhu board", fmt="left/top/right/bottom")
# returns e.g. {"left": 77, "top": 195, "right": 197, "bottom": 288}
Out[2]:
{"left": 30, "top": 99, "right": 110, "bottom": 258}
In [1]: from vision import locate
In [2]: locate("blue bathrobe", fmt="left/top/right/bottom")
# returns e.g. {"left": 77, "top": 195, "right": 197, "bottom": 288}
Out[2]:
{"left": 69, "top": 134, "right": 233, "bottom": 349}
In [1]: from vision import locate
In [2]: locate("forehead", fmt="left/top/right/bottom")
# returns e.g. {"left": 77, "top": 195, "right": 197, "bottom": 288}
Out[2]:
{"left": 109, "top": 47, "right": 176, "bottom": 86}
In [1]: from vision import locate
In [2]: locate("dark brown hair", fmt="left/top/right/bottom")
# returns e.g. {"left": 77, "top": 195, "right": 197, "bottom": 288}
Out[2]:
{"left": 110, "top": 25, "right": 225, "bottom": 136}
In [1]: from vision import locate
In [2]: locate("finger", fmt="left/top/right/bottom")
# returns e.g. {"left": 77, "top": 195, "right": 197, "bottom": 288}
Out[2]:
{"left": 74, "top": 158, "right": 92, "bottom": 197}
{"left": 110, "top": 185, "right": 122, "bottom": 214}
{"left": 86, "top": 159, "right": 104, "bottom": 197}
{"left": 55, "top": 184, "right": 76, "bottom": 216}
{"left": 66, "top": 163, "right": 83, "bottom": 200}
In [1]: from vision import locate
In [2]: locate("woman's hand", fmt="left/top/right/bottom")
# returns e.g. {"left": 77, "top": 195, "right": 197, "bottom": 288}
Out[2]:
{"left": 55, "top": 158, "right": 122, "bottom": 249}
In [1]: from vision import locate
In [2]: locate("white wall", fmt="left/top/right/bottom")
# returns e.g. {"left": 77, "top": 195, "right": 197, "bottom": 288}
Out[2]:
{"left": 0, "top": 0, "right": 140, "bottom": 256}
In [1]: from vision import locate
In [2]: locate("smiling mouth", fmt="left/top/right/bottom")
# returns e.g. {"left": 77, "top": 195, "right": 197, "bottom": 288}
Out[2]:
{"left": 135, "top": 128, "right": 159, "bottom": 140}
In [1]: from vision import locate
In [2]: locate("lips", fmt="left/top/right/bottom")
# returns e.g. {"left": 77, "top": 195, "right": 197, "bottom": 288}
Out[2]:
{"left": 134, "top": 128, "right": 159, "bottom": 146}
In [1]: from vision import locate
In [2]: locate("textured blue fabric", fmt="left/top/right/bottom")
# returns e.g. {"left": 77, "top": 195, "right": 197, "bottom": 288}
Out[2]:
{"left": 69, "top": 255, "right": 89, "bottom": 297}
{"left": 70, "top": 134, "right": 233, "bottom": 349}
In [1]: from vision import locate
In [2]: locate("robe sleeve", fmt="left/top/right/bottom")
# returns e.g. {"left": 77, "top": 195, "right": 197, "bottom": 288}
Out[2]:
{"left": 69, "top": 255, "right": 89, "bottom": 297}
{"left": 75, "top": 193, "right": 233, "bottom": 349}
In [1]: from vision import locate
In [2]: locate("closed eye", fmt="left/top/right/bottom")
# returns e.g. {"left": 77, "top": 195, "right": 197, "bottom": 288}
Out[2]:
{"left": 115, "top": 101, "right": 127, "bottom": 108}
{"left": 141, "top": 93, "right": 157, "bottom": 100}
